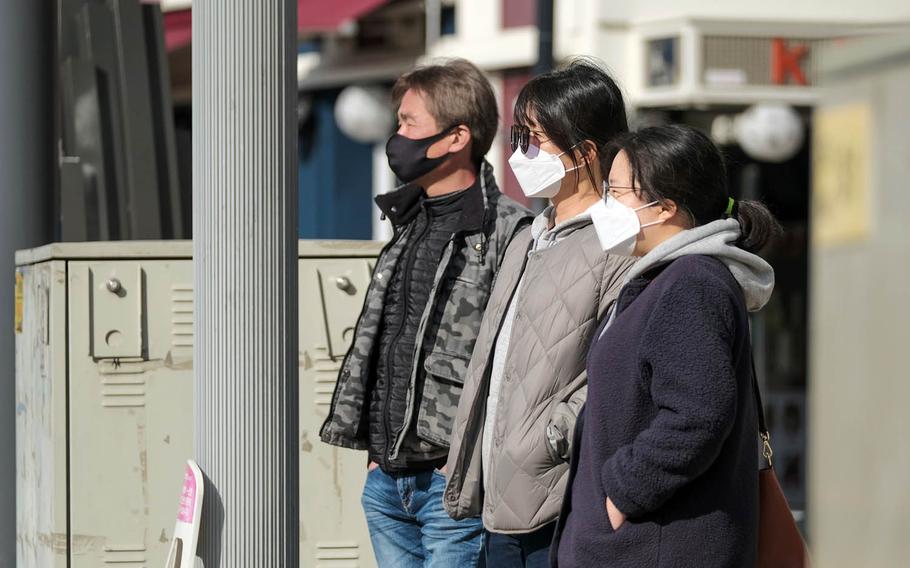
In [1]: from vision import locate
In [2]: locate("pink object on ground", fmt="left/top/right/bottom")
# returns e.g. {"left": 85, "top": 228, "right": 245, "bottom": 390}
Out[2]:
{"left": 176, "top": 464, "right": 197, "bottom": 523}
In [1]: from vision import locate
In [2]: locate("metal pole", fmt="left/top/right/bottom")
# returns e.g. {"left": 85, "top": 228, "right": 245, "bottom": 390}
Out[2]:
{"left": 193, "top": 0, "right": 299, "bottom": 565}
{"left": 0, "top": 0, "right": 53, "bottom": 563}
{"left": 530, "top": 0, "right": 555, "bottom": 214}
{"left": 533, "top": 0, "right": 554, "bottom": 77}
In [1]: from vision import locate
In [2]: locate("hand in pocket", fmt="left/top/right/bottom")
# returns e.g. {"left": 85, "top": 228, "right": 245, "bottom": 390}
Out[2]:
{"left": 606, "top": 497, "right": 626, "bottom": 531}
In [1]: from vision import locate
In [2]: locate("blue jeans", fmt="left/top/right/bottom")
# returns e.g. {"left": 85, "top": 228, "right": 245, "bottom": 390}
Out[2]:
{"left": 483, "top": 522, "right": 555, "bottom": 568}
{"left": 361, "top": 467, "right": 484, "bottom": 568}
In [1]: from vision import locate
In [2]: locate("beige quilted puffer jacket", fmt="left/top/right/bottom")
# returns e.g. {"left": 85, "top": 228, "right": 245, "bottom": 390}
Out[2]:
{"left": 444, "top": 221, "right": 634, "bottom": 533}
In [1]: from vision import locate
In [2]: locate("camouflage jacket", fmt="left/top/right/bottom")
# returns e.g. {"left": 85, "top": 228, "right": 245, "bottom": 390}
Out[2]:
{"left": 319, "top": 160, "right": 532, "bottom": 465}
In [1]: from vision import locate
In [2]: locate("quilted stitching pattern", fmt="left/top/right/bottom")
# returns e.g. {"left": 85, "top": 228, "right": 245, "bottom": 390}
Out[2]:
{"left": 445, "top": 223, "right": 636, "bottom": 532}
{"left": 486, "top": 236, "right": 604, "bottom": 530}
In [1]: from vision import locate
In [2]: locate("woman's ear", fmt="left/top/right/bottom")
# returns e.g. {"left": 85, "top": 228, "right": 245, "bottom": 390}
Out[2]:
{"left": 577, "top": 139, "right": 598, "bottom": 165}
{"left": 573, "top": 140, "right": 603, "bottom": 190}
{"left": 447, "top": 124, "right": 472, "bottom": 154}
{"left": 657, "top": 199, "right": 681, "bottom": 224}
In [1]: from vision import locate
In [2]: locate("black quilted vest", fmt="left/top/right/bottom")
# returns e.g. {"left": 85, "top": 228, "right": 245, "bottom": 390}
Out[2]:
{"left": 369, "top": 187, "right": 468, "bottom": 472}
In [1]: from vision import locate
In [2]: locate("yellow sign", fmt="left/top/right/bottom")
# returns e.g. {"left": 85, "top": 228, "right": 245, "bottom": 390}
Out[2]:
{"left": 15, "top": 271, "right": 23, "bottom": 334}
{"left": 811, "top": 103, "right": 872, "bottom": 246}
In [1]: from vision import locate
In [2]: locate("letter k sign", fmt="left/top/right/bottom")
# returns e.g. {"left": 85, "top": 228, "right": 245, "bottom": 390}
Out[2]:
{"left": 771, "top": 38, "right": 809, "bottom": 86}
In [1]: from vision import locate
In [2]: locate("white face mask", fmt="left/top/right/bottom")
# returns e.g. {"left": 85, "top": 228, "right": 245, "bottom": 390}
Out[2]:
{"left": 507, "top": 144, "right": 583, "bottom": 199}
{"left": 590, "top": 192, "right": 663, "bottom": 256}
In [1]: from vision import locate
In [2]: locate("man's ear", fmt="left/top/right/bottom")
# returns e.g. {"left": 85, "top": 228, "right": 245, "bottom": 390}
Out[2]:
{"left": 447, "top": 124, "right": 472, "bottom": 154}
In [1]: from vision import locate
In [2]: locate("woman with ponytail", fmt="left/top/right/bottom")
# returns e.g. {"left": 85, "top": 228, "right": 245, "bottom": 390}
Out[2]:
{"left": 553, "top": 124, "right": 781, "bottom": 567}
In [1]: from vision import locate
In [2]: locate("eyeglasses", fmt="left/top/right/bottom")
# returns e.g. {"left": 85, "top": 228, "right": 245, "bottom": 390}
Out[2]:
{"left": 603, "top": 182, "right": 643, "bottom": 199}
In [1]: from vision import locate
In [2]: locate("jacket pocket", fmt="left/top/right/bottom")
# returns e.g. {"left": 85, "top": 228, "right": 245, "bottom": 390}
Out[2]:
{"left": 515, "top": 410, "right": 566, "bottom": 480}
{"left": 545, "top": 402, "right": 575, "bottom": 463}
{"left": 426, "top": 280, "right": 489, "bottom": 359}
{"left": 416, "top": 351, "right": 470, "bottom": 447}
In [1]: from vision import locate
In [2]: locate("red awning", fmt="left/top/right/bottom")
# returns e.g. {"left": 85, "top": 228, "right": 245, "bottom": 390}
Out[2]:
{"left": 298, "top": 0, "right": 389, "bottom": 32}
{"left": 163, "top": 8, "right": 192, "bottom": 51}
{"left": 161, "top": 0, "right": 389, "bottom": 52}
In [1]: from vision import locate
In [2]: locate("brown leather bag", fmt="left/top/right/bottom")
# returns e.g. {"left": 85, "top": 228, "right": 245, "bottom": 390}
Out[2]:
{"left": 752, "top": 358, "right": 811, "bottom": 568}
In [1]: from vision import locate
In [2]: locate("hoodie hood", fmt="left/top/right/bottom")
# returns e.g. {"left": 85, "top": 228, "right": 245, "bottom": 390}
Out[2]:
{"left": 530, "top": 204, "right": 594, "bottom": 252}
{"left": 624, "top": 218, "right": 774, "bottom": 311}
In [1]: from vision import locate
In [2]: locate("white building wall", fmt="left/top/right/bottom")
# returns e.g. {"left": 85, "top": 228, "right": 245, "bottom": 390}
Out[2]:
{"left": 485, "top": 73, "right": 506, "bottom": 183}
{"left": 400, "top": 0, "right": 910, "bottom": 228}
{"left": 594, "top": 0, "right": 910, "bottom": 24}
{"left": 429, "top": 26, "right": 537, "bottom": 70}
{"left": 433, "top": 0, "right": 910, "bottom": 92}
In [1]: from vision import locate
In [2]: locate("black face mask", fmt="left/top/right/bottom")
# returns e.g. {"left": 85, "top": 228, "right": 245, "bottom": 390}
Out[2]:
{"left": 385, "top": 127, "right": 455, "bottom": 184}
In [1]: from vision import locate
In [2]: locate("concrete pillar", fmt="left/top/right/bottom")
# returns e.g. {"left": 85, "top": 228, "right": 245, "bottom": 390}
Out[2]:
{"left": 0, "top": 0, "right": 53, "bottom": 563}
{"left": 193, "top": 0, "right": 299, "bottom": 565}
{"left": 809, "top": 32, "right": 910, "bottom": 568}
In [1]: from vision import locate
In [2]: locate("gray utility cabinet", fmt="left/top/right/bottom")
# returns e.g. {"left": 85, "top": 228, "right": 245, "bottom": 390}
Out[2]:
{"left": 16, "top": 241, "right": 383, "bottom": 567}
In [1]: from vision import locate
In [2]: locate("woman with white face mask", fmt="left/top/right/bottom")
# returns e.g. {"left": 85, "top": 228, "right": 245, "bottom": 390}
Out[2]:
{"left": 443, "top": 60, "right": 636, "bottom": 567}
{"left": 553, "top": 125, "right": 781, "bottom": 567}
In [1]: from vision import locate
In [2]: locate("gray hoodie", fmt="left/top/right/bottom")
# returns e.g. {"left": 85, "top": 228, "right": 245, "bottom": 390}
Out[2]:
{"left": 601, "top": 218, "right": 774, "bottom": 339}
{"left": 626, "top": 218, "right": 774, "bottom": 311}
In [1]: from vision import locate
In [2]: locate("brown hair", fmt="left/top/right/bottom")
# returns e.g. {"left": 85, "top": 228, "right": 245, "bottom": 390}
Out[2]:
{"left": 392, "top": 58, "right": 498, "bottom": 163}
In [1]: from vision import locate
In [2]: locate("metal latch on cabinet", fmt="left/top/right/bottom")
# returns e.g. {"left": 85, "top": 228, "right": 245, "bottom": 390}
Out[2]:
{"left": 90, "top": 262, "right": 146, "bottom": 360}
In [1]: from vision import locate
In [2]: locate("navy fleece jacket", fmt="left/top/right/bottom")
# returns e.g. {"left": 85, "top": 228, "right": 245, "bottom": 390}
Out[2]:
{"left": 554, "top": 254, "right": 761, "bottom": 568}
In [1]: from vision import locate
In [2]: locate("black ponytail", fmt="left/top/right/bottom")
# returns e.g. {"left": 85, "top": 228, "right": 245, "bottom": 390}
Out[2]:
{"left": 735, "top": 200, "right": 782, "bottom": 253}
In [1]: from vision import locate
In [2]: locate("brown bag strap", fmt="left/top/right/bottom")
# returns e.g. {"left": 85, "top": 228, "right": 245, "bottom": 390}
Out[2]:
{"left": 750, "top": 349, "right": 774, "bottom": 468}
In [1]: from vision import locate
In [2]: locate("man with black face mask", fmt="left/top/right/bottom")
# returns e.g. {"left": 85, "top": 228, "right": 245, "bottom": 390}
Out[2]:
{"left": 320, "top": 59, "right": 531, "bottom": 567}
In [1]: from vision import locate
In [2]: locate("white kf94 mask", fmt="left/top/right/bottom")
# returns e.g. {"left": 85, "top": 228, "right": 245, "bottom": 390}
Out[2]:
{"left": 508, "top": 144, "right": 583, "bottom": 199}
{"left": 590, "top": 192, "right": 662, "bottom": 256}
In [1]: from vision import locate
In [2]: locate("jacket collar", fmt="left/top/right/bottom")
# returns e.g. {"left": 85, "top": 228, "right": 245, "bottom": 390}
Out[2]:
{"left": 529, "top": 205, "right": 594, "bottom": 251}
{"left": 374, "top": 160, "right": 496, "bottom": 233}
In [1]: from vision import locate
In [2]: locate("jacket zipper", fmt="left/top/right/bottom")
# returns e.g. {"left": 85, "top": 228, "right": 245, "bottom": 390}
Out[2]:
{"left": 382, "top": 205, "right": 431, "bottom": 469}
{"left": 389, "top": 199, "right": 474, "bottom": 460}
{"left": 389, "top": 178, "right": 489, "bottom": 460}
